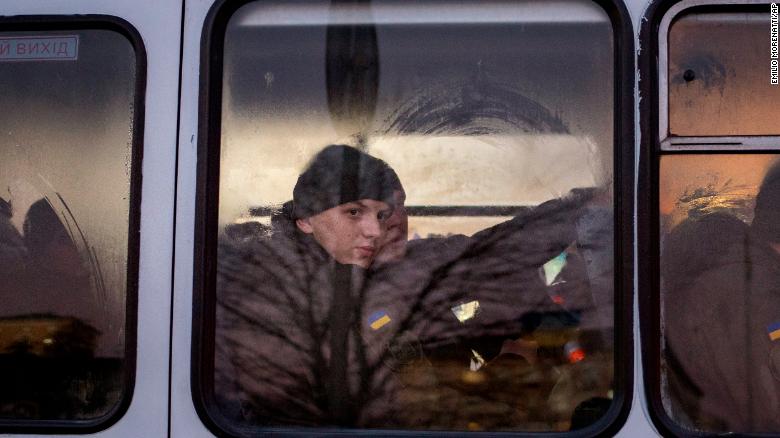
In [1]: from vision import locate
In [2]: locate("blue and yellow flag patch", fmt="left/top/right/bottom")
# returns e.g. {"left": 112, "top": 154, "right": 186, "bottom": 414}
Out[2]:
{"left": 768, "top": 322, "right": 780, "bottom": 341}
{"left": 368, "top": 310, "right": 391, "bottom": 330}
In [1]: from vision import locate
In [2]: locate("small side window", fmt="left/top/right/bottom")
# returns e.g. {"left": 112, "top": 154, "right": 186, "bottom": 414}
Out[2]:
{"left": 0, "top": 18, "right": 143, "bottom": 431}
{"left": 642, "top": 2, "right": 780, "bottom": 435}
{"left": 667, "top": 9, "right": 780, "bottom": 137}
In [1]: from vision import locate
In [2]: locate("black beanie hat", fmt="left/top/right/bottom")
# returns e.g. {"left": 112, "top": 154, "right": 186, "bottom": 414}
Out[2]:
{"left": 292, "top": 145, "right": 403, "bottom": 219}
{"left": 752, "top": 160, "right": 780, "bottom": 242}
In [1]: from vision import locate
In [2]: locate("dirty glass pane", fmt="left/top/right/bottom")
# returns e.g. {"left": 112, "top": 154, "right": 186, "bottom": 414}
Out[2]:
{"left": 0, "top": 29, "right": 136, "bottom": 420}
{"left": 214, "top": 0, "right": 615, "bottom": 432}
{"left": 660, "top": 154, "right": 780, "bottom": 433}
{"left": 668, "top": 11, "right": 780, "bottom": 136}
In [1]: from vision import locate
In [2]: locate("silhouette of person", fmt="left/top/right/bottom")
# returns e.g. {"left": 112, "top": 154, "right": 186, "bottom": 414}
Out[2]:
{"left": 0, "top": 199, "right": 95, "bottom": 324}
{"left": 664, "top": 162, "right": 780, "bottom": 432}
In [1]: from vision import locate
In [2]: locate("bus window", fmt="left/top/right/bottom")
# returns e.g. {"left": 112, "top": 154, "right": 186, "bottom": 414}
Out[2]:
{"left": 196, "top": 0, "right": 631, "bottom": 434}
{"left": 0, "top": 23, "right": 142, "bottom": 428}
{"left": 644, "top": 3, "right": 780, "bottom": 435}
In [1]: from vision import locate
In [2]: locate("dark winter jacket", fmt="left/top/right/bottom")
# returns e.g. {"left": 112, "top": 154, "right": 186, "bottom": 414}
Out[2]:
{"left": 213, "top": 189, "right": 612, "bottom": 429}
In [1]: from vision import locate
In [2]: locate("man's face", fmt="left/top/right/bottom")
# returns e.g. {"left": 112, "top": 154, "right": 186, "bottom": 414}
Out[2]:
{"left": 296, "top": 199, "right": 394, "bottom": 268}
{"left": 374, "top": 190, "right": 409, "bottom": 265}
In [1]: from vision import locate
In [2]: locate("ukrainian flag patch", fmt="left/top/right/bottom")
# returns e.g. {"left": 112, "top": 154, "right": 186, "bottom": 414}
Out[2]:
{"left": 368, "top": 310, "right": 391, "bottom": 330}
{"left": 768, "top": 321, "right": 780, "bottom": 341}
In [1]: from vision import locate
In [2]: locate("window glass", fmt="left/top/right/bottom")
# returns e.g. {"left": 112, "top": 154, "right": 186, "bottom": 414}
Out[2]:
{"left": 668, "top": 11, "right": 780, "bottom": 136}
{"left": 0, "top": 28, "right": 137, "bottom": 421}
{"left": 660, "top": 154, "right": 780, "bottom": 433}
{"left": 213, "top": 0, "right": 616, "bottom": 432}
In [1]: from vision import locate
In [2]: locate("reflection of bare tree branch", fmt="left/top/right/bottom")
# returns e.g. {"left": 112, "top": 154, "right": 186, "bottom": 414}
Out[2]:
{"left": 214, "top": 189, "right": 613, "bottom": 429}
{"left": 219, "top": 299, "right": 308, "bottom": 354}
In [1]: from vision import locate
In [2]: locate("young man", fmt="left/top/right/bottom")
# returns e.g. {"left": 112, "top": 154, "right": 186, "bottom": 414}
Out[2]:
{"left": 215, "top": 145, "right": 419, "bottom": 427}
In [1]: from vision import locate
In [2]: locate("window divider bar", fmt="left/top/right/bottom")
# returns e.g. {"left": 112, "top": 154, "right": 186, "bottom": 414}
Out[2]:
{"left": 248, "top": 205, "right": 532, "bottom": 217}
{"left": 661, "top": 135, "right": 780, "bottom": 151}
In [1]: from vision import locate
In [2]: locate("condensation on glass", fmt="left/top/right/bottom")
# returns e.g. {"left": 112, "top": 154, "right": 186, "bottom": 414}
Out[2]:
{"left": 659, "top": 5, "right": 780, "bottom": 434}
{"left": 0, "top": 29, "right": 136, "bottom": 420}
{"left": 668, "top": 11, "right": 780, "bottom": 136}
{"left": 213, "top": 0, "right": 616, "bottom": 432}
{"left": 659, "top": 154, "right": 780, "bottom": 433}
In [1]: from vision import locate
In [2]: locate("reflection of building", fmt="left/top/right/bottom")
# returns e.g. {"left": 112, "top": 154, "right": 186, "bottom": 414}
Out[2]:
{"left": 0, "top": 314, "right": 98, "bottom": 357}
{"left": 0, "top": 315, "right": 121, "bottom": 420}
{"left": 394, "top": 325, "right": 612, "bottom": 431}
